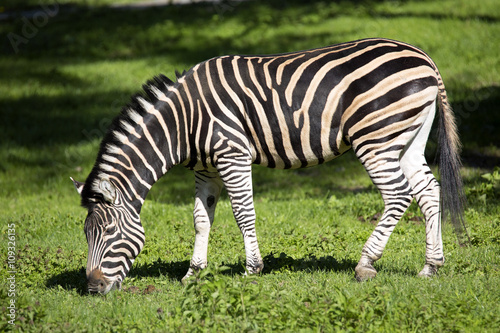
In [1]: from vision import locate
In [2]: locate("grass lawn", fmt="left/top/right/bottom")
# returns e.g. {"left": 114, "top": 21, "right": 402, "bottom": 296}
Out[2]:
{"left": 1, "top": 0, "right": 500, "bottom": 331}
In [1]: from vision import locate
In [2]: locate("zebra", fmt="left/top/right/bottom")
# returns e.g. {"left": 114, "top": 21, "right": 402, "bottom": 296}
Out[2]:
{"left": 72, "top": 38, "right": 465, "bottom": 294}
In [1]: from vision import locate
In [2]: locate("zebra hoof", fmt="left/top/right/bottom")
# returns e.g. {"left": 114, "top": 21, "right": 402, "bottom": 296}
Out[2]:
{"left": 246, "top": 262, "right": 264, "bottom": 275}
{"left": 417, "top": 264, "right": 438, "bottom": 278}
{"left": 181, "top": 266, "right": 200, "bottom": 284}
{"left": 355, "top": 263, "right": 377, "bottom": 282}
{"left": 181, "top": 272, "right": 193, "bottom": 285}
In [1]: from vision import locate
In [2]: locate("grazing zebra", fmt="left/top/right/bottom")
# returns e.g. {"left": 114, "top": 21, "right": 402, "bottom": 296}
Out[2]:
{"left": 72, "top": 38, "right": 465, "bottom": 294}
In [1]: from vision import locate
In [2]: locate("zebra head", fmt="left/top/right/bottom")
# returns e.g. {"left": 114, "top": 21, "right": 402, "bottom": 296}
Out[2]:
{"left": 71, "top": 177, "right": 145, "bottom": 294}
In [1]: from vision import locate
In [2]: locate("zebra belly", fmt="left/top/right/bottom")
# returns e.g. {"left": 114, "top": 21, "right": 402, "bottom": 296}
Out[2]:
{"left": 249, "top": 123, "right": 352, "bottom": 170}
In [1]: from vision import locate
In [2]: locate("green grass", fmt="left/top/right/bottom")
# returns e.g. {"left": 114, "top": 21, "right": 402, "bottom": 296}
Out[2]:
{"left": 1, "top": 0, "right": 500, "bottom": 331}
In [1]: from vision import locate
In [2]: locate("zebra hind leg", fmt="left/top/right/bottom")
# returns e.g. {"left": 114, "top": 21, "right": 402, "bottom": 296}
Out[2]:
{"left": 400, "top": 101, "right": 444, "bottom": 277}
{"left": 182, "top": 170, "right": 223, "bottom": 282}
{"left": 354, "top": 151, "right": 413, "bottom": 281}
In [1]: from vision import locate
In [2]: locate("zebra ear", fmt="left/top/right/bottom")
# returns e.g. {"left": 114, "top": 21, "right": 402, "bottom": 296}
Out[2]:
{"left": 70, "top": 177, "right": 85, "bottom": 195}
{"left": 99, "top": 178, "right": 117, "bottom": 204}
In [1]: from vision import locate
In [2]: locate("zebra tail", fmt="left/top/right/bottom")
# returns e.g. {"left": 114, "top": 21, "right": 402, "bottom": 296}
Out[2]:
{"left": 436, "top": 77, "right": 470, "bottom": 244}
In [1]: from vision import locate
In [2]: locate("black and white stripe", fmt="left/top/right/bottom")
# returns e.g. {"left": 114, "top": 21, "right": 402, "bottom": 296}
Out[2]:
{"left": 73, "top": 38, "right": 465, "bottom": 292}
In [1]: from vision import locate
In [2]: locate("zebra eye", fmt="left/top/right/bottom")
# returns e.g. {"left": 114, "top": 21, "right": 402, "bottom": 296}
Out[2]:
{"left": 104, "top": 225, "right": 117, "bottom": 235}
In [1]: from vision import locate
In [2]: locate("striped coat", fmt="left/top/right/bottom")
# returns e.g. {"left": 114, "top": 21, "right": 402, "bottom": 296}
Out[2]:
{"left": 73, "top": 38, "right": 465, "bottom": 293}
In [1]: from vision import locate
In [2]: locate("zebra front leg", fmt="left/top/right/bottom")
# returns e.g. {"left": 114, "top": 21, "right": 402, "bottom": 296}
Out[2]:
{"left": 218, "top": 158, "right": 264, "bottom": 275}
{"left": 182, "top": 171, "right": 223, "bottom": 281}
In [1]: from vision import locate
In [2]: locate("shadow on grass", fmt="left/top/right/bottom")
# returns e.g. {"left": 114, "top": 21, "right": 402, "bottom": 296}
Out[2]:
{"left": 2, "top": 0, "right": 499, "bottom": 202}
{"left": 262, "top": 252, "right": 358, "bottom": 275}
{"left": 129, "top": 252, "right": 357, "bottom": 281}
{"left": 128, "top": 259, "right": 191, "bottom": 281}
{"left": 456, "top": 85, "right": 500, "bottom": 168}
{"left": 125, "top": 254, "right": 359, "bottom": 280}
{"left": 44, "top": 261, "right": 190, "bottom": 296}
{"left": 4, "top": 0, "right": 498, "bottom": 152}
{"left": 46, "top": 267, "right": 87, "bottom": 295}
{"left": 45, "top": 253, "right": 359, "bottom": 295}
{"left": 121, "top": 253, "right": 358, "bottom": 280}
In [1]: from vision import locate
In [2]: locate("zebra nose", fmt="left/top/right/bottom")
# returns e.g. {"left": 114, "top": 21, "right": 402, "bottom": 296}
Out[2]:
{"left": 87, "top": 269, "right": 109, "bottom": 294}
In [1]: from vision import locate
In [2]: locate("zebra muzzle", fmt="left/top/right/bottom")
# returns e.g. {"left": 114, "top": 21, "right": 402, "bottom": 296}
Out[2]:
{"left": 87, "top": 268, "right": 111, "bottom": 294}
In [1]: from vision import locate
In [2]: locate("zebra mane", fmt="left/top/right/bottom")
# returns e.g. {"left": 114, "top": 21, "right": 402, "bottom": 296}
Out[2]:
{"left": 81, "top": 72, "right": 184, "bottom": 207}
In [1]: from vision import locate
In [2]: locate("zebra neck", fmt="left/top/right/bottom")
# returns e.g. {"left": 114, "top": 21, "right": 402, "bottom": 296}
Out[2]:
{"left": 94, "top": 96, "right": 188, "bottom": 212}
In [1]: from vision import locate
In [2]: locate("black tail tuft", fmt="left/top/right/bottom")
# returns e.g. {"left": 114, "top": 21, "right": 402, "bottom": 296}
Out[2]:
{"left": 437, "top": 94, "right": 470, "bottom": 245}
